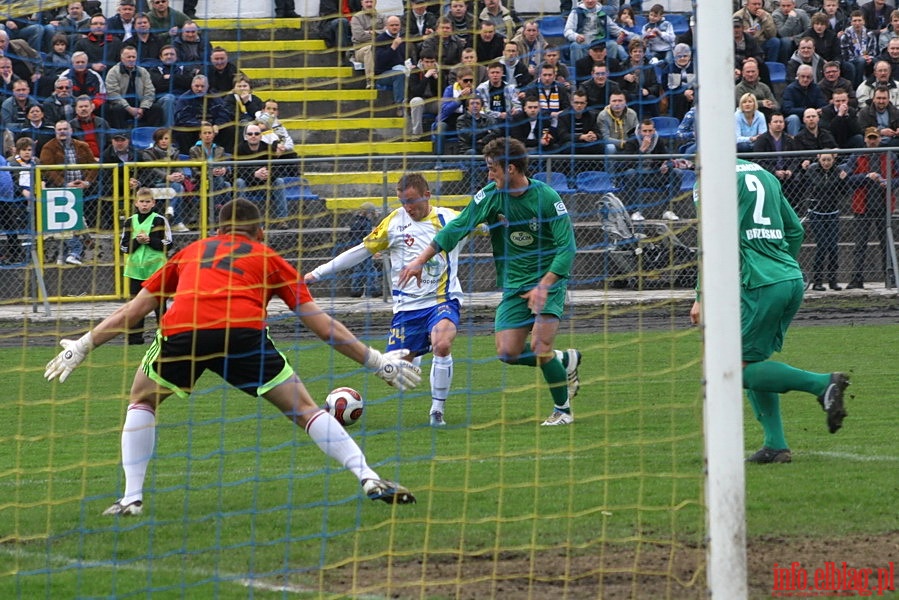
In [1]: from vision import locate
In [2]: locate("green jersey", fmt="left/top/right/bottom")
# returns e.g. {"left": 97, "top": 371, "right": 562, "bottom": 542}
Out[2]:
{"left": 735, "top": 159, "right": 804, "bottom": 290}
{"left": 433, "top": 179, "right": 576, "bottom": 290}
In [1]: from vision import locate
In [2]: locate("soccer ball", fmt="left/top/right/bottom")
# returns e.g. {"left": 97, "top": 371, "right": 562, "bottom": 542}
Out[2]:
{"left": 324, "top": 387, "right": 364, "bottom": 427}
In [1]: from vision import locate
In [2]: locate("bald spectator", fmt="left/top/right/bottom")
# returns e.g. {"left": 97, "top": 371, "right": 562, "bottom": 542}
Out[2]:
{"left": 794, "top": 108, "right": 838, "bottom": 170}
{"left": 856, "top": 59, "right": 899, "bottom": 106}
{"left": 350, "top": 0, "right": 384, "bottom": 83}
{"left": 876, "top": 36, "right": 899, "bottom": 80}
{"left": 782, "top": 64, "right": 828, "bottom": 134}
{"left": 0, "top": 57, "right": 21, "bottom": 100}
{"left": 374, "top": 16, "right": 407, "bottom": 116}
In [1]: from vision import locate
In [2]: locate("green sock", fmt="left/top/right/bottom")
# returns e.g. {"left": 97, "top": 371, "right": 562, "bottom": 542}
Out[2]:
{"left": 510, "top": 342, "right": 538, "bottom": 367}
{"left": 540, "top": 358, "right": 570, "bottom": 411}
{"left": 743, "top": 361, "right": 830, "bottom": 396}
{"left": 747, "top": 390, "right": 788, "bottom": 450}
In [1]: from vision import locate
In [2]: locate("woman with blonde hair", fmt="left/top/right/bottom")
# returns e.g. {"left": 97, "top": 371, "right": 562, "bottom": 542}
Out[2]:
{"left": 735, "top": 92, "right": 767, "bottom": 152}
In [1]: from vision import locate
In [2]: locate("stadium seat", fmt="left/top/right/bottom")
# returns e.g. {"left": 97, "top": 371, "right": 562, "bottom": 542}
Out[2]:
{"left": 534, "top": 171, "right": 575, "bottom": 194}
{"left": 678, "top": 169, "right": 697, "bottom": 193}
{"left": 651, "top": 116, "right": 680, "bottom": 139}
{"left": 667, "top": 14, "right": 689, "bottom": 36}
{"left": 539, "top": 16, "right": 566, "bottom": 38}
{"left": 282, "top": 177, "right": 320, "bottom": 201}
{"left": 131, "top": 127, "right": 156, "bottom": 150}
{"left": 575, "top": 170, "right": 619, "bottom": 194}
{"left": 766, "top": 61, "right": 787, "bottom": 83}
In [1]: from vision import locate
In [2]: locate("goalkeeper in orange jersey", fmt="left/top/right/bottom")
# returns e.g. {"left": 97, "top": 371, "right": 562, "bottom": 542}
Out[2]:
{"left": 45, "top": 198, "right": 421, "bottom": 515}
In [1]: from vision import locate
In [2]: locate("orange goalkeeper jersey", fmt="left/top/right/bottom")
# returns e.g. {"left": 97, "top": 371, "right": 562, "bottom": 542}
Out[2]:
{"left": 143, "top": 233, "right": 313, "bottom": 336}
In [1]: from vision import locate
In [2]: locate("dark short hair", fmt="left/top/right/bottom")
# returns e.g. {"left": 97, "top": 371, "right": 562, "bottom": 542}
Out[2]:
{"left": 397, "top": 172, "right": 430, "bottom": 195}
{"left": 218, "top": 198, "right": 262, "bottom": 233}
{"left": 483, "top": 137, "right": 528, "bottom": 175}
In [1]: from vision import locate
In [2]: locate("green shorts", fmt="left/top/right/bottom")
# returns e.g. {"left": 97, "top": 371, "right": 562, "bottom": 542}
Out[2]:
{"left": 495, "top": 282, "right": 568, "bottom": 332}
{"left": 741, "top": 278, "right": 804, "bottom": 362}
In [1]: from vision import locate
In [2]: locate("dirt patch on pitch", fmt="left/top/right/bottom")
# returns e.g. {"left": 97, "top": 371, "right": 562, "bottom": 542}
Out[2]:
{"left": 319, "top": 532, "right": 898, "bottom": 599}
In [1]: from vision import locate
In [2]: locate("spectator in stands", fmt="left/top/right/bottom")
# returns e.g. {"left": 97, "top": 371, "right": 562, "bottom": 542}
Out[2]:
{"left": 456, "top": 95, "right": 498, "bottom": 154}
{"left": 795, "top": 107, "right": 838, "bottom": 172}
{"left": 375, "top": 16, "right": 407, "bottom": 117}
{"left": 3, "top": 11, "right": 47, "bottom": 54}
{"left": 99, "top": 131, "right": 141, "bottom": 209}
{"left": 819, "top": 60, "right": 859, "bottom": 106}
{"left": 404, "top": 0, "right": 437, "bottom": 58}
{"left": 420, "top": 17, "right": 465, "bottom": 89}
{"left": 574, "top": 39, "right": 618, "bottom": 84}
{"left": 41, "top": 77, "right": 76, "bottom": 124}
{"left": 476, "top": 61, "right": 520, "bottom": 122}
{"left": 147, "top": 0, "right": 189, "bottom": 45}
{"left": 512, "top": 20, "right": 546, "bottom": 78}
{"left": 149, "top": 44, "right": 191, "bottom": 125}
{"left": 616, "top": 38, "right": 661, "bottom": 119}
{"left": 856, "top": 85, "right": 899, "bottom": 145}
{"left": 642, "top": 4, "right": 677, "bottom": 63}
{"left": 172, "top": 20, "right": 211, "bottom": 78}
{"left": 187, "top": 121, "right": 230, "bottom": 222}
{"left": 661, "top": 43, "right": 696, "bottom": 120}
{"left": 43, "top": 35, "right": 73, "bottom": 95}
{"left": 499, "top": 40, "right": 532, "bottom": 90}
{"left": 182, "top": 0, "right": 198, "bottom": 18}
{"left": 754, "top": 112, "right": 800, "bottom": 185}
{"left": 580, "top": 63, "right": 620, "bottom": 112}
{"left": 0, "top": 80, "right": 35, "bottom": 135}
{"left": 819, "top": 0, "right": 849, "bottom": 34}
{"left": 820, "top": 87, "right": 863, "bottom": 146}
{"left": 473, "top": 21, "right": 505, "bottom": 64}
{"left": 55, "top": 2, "right": 92, "bottom": 45}
{"left": 618, "top": 118, "right": 683, "bottom": 221}
{"left": 841, "top": 10, "right": 877, "bottom": 87}
{"left": 17, "top": 105, "right": 55, "bottom": 156}
{"left": 479, "top": 0, "right": 519, "bottom": 40}
{"left": 107, "top": 0, "right": 138, "bottom": 42}
{"left": 843, "top": 127, "right": 898, "bottom": 288}
{"left": 0, "top": 30, "right": 43, "bottom": 86}
{"left": 40, "top": 119, "right": 98, "bottom": 264}
{"left": 734, "top": 0, "right": 781, "bottom": 62}
{"left": 876, "top": 36, "right": 899, "bottom": 79}
{"left": 876, "top": 8, "right": 899, "bottom": 49}
{"left": 509, "top": 95, "right": 558, "bottom": 153}
{"left": 230, "top": 74, "right": 263, "bottom": 126}
{"left": 861, "top": 0, "right": 894, "bottom": 33}
{"left": 255, "top": 99, "right": 295, "bottom": 155}
{"left": 233, "top": 122, "right": 289, "bottom": 228}
{"left": 173, "top": 74, "right": 233, "bottom": 152}
{"left": 105, "top": 46, "right": 163, "bottom": 129}
{"left": 774, "top": 0, "right": 811, "bottom": 63}
{"left": 565, "top": 0, "right": 630, "bottom": 65}
{"left": 804, "top": 151, "right": 849, "bottom": 291}
{"left": 138, "top": 127, "right": 189, "bottom": 231}
{"left": 453, "top": 46, "right": 487, "bottom": 85}
{"left": 434, "top": 65, "right": 475, "bottom": 153}
{"left": 802, "top": 12, "right": 841, "bottom": 62}
{"left": 316, "top": 0, "right": 357, "bottom": 51}
{"left": 350, "top": 0, "right": 384, "bottom": 83}
{"left": 69, "top": 94, "right": 111, "bottom": 158}
{"left": 615, "top": 6, "right": 642, "bottom": 50}
{"left": 597, "top": 90, "right": 638, "bottom": 155}
{"left": 733, "top": 18, "right": 768, "bottom": 84}
{"left": 130, "top": 12, "right": 164, "bottom": 66}
{"left": 787, "top": 36, "right": 826, "bottom": 83}
{"left": 856, "top": 59, "right": 899, "bottom": 105}
{"left": 543, "top": 45, "right": 572, "bottom": 91}
{"left": 736, "top": 92, "right": 768, "bottom": 152}
{"left": 73, "top": 14, "right": 123, "bottom": 76}
{"left": 782, "top": 64, "right": 828, "bottom": 134}
{"left": 58, "top": 51, "right": 106, "bottom": 113}
{"left": 3, "top": 137, "right": 34, "bottom": 264}
{"left": 205, "top": 47, "right": 242, "bottom": 92}
{"left": 0, "top": 58, "right": 21, "bottom": 100}
{"left": 447, "top": 0, "right": 475, "bottom": 46}
{"left": 556, "top": 88, "right": 603, "bottom": 155}
{"left": 532, "top": 62, "right": 570, "bottom": 126}
{"left": 408, "top": 50, "right": 441, "bottom": 136}
{"left": 676, "top": 105, "right": 697, "bottom": 154}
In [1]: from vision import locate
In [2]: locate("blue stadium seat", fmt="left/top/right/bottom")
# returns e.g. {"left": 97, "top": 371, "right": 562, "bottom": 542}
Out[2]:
{"left": 534, "top": 171, "right": 575, "bottom": 194}
{"left": 667, "top": 14, "right": 689, "bottom": 36}
{"left": 651, "top": 116, "right": 680, "bottom": 139}
{"left": 678, "top": 169, "right": 696, "bottom": 193}
{"left": 766, "top": 61, "right": 787, "bottom": 83}
{"left": 282, "top": 177, "right": 320, "bottom": 201}
{"left": 539, "top": 15, "right": 566, "bottom": 38}
{"left": 575, "top": 170, "right": 619, "bottom": 194}
{"left": 131, "top": 127, "right": 156, "bottom": 150}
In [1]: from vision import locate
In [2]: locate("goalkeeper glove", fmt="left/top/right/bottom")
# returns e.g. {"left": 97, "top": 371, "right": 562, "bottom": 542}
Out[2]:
{"left": 44, "top": 333, "right": 94, "bottom": 383}
{"left": 364, "top": 348, "right": 421, "bottom": 391}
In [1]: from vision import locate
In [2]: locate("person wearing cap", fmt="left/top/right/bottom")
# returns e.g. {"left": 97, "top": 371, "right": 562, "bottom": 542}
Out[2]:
{"left": 574, "top": 39, "right": 619, "bottom": 84}
{"left": 856, "top": 85, "right": 899, "bottom": 146}
{"left": 107, "top": 0, "right": 138, "bottom": 42}
{"left": 564, "top": 0, "right": 631, "bottom": 65}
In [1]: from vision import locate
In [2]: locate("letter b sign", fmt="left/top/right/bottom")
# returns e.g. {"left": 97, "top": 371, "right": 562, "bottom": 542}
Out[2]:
{"left": 41, "top": 188, "right": 84, "bottom": 232}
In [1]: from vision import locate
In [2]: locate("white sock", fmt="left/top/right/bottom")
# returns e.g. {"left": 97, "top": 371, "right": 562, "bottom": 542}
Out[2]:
{"left": 430, "top": 354, "right": 453, "bottom": 415}
{"left": 120, "top": 404, "right": 156, "bottom": 505}
{"left": 305, "top": 410, "right": 378, "bottom": 482}
{"left": 412, "top": 355, "right": 423, "bottom": 369}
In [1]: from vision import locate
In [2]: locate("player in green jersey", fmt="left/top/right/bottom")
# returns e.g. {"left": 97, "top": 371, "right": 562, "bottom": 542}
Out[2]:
{"left": 398, "top": 138, "right": 582, "bottom": 426}
{"left": 691, "top": 159, "right": 850, "bottom": 464}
